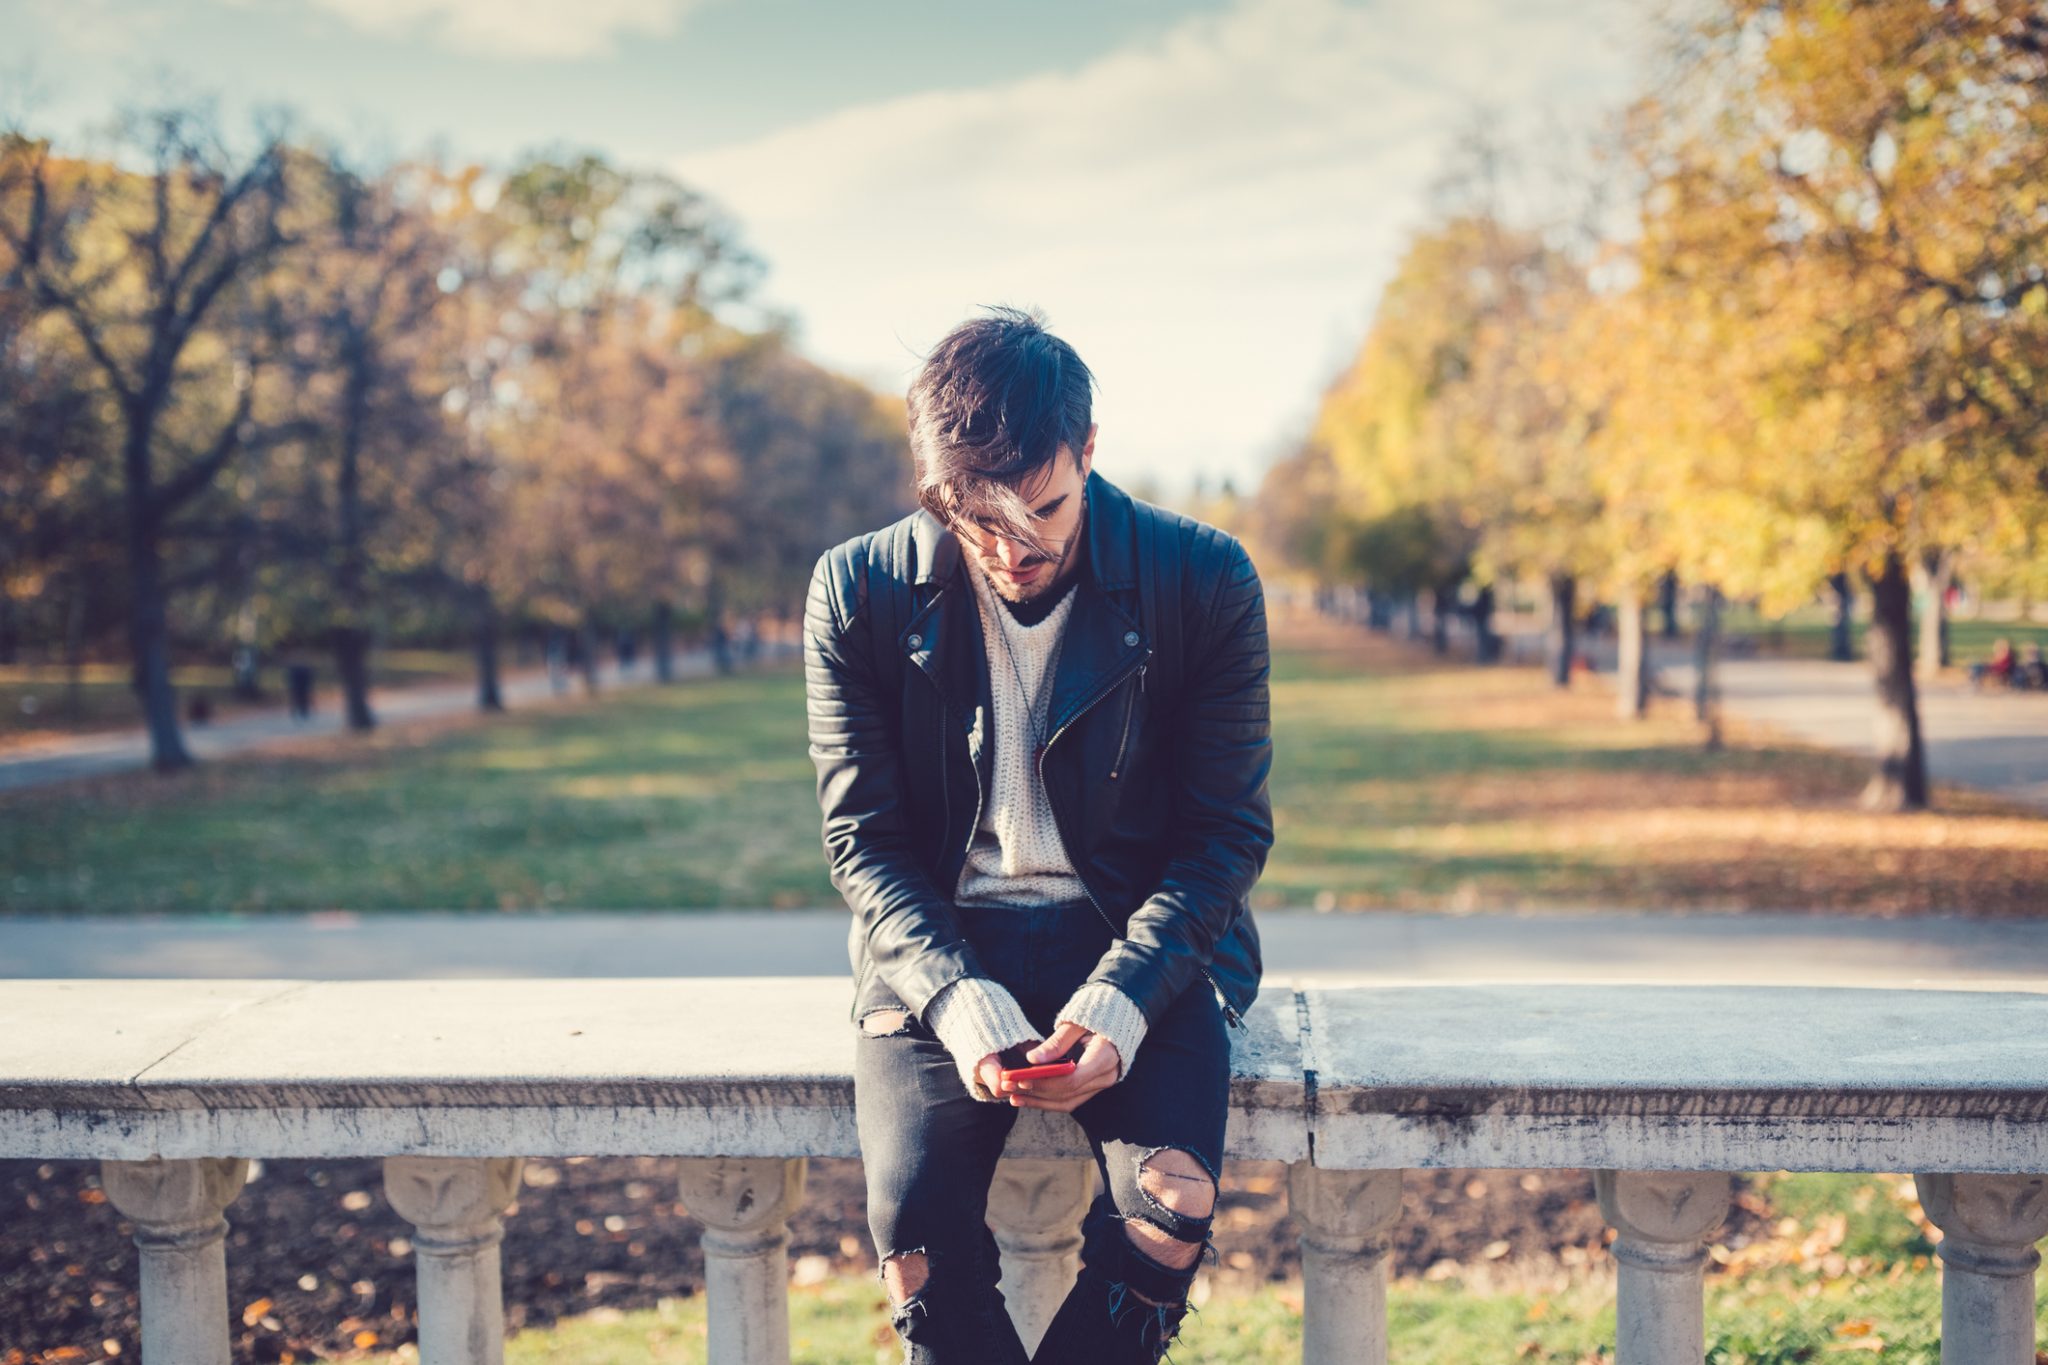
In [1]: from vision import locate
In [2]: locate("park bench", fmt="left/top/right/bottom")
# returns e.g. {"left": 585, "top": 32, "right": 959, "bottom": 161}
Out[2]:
{"left": 3, "top": 978, "right": 2045, "bottom": 1363}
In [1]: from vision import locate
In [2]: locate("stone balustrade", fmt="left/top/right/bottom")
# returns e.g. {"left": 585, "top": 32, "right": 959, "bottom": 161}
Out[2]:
{"left": 3, "top": 978, "right": 2046, "bottom": 1363}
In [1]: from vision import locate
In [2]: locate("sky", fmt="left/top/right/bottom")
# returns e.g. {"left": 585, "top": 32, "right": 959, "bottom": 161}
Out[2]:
{"left": 7, "top": 0, "right": 1654, "bottom": 500}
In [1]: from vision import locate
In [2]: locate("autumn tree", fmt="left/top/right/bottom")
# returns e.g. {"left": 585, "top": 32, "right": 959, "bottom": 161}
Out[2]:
{"left": 0, "top": 105, "right": 306, "bottom": 771}
{"left": 1618, "top": 0, "right": 2048, "bottom": 808}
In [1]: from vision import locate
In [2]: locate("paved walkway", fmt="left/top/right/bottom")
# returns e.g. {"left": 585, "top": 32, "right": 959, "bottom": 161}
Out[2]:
{"left": 0, "top": 643, "right": 796, "bottom": 794}
{"left": 1513, "top": 623, "right": 2048, "bottom": 810}
{"left": 1665, "top": 656, "right": 2048, "bottom": 809}
{"left": 4, "top": 908, "right": 2044, "bottom": 991}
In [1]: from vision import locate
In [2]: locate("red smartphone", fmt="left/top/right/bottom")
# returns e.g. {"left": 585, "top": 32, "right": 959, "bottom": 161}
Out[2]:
{"left": 997, "top": 1041, "right": 1085, "bottom": 1084}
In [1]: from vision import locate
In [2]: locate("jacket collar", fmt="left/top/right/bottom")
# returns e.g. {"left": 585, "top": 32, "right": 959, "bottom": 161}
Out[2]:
{"left": 901, "top": 468, "right": 1148, "bottom": 747}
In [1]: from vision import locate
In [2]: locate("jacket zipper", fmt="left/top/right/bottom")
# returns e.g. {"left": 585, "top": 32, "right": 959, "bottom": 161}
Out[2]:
{"left": 1106, "top": 663, "right": 1145, "bottom": 782}
{"left": 958, "top": 709, "right": 985, "bottom": 872}
{"left": 1038, "top": 649, "right": 1247, "bottom": 1031}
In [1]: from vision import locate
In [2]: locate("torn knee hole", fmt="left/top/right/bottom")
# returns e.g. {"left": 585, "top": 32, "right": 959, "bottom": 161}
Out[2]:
{"left": 880, "top": 1249, "right": 929, "bottom": 1303}
{"left": 1126, "top": 1149, "right": 1220, "bottom": 1273}
{"left": 1136, "top": 1147, "right": 1219, "bottom": 1220}
{"left": 860, "top": 1007, "right": 913, "bottom": 1037}
{"left": 1122, "top": 1213, "right": 1211, "bottom": 1271}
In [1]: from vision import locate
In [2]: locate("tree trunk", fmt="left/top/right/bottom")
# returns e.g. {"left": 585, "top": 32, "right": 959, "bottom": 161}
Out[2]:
{"left": 1404, "top": 594, "right": 1424, "bottom": 641}
{"left": 335, "top": 335, "right": 376, "bottom": 733}
{"left": 333, "top": 624, "right": 376, "bottom": 731}
{"left": 578, "top": 613, "right": 602, "bottom": 695}
{"left": 1657, "top": 570, "right": 1681, "bottom": 640}
{"left": 1429, "top": 583, "right": 1453, "bottom": 657}
{"left": 1916, "top": 549, "right": 1955, "bottom": 679}
{"left": 473, "top": 589, "right": 503, "bottom": 712}
{"left": 1548, "top": 573, "right": 1577, "bottom": 689}
{"left": 64, "top": 575, "right": 87, "bottom": 722}
{"left": 1365, "top": 588, "right": 1392, "bottom": 633}
{"left": 652, "top": 599, "right": 675, "bottom": 682}
{"left": 1862, "top": 552, "right": 1930, "bottom": 811}
{"left": 1827, "top": 573, "right": 1856, "bottom": 662}
{"left": 1471, "top": 584, "right": 1500, "bottom": 664}
{"left": 1616, "top": 585, "right": 1651, "bottom": 721}
{"left": 125, "top": 430, "right": 192, "bottom": 773}
{"left": 1693, "top": 585, "right": 1723, "bottom": 749}
{"left": 707, "top": 576, "right": 732, "bottom": 675}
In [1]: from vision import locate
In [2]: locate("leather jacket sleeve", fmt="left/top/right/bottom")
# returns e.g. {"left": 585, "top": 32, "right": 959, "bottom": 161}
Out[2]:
{"left": 1082, "top": 533, "right": 1274, "bottom": 1025}
{"left": 804, "top": 546, "right": 988, "bottom": 1021}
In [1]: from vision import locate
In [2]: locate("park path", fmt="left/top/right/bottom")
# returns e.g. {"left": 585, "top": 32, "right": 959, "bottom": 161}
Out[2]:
{"left": 1663, "top": 655, "right": 2048, "bottom": 810}
{"left": 0, "top": 642, "right": 795, "bottom": 795}
{"left": 3, "top": 907, "right": 2045, "bottom": 991}
{"left": 1502, "top": 620, "right": 2048, "bottom": 811}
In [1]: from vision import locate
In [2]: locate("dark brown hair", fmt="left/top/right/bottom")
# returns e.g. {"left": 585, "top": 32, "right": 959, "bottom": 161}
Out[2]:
{"left": 906, "top": 304, "right": 1096, "bottom": 559}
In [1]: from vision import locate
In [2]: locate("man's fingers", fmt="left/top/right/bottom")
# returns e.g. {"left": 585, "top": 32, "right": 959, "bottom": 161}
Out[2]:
{"left": 1080, "top": 1032, "right": 1121, "bottom": 1084}
{"left": 1026, "top": 1023, "right": 1086, "bottom": 1065}
{"left": 1009, "top": 1029, "right": 1121, "bottom": 1109}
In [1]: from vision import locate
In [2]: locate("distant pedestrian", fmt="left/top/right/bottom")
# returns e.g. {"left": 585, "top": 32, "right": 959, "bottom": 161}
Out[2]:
{"left": 1969, "top": 639, "right": 2016, "bottom": 691}
{"left": 286, "top": 663, "right": 315, "bottom": 720}
{"left": 2019, "top": 643, "right": 2047, "bottom": 691}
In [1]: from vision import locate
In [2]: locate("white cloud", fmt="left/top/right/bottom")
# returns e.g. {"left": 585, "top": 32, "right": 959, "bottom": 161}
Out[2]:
{"left": 671, "top": 0, "right": 1648, "bottom": 496}
{"left": 14, "top": 0, "right": 176, "bottom": 58}
{"left": 224, "top": 0, "right": 700, "bottom": 60}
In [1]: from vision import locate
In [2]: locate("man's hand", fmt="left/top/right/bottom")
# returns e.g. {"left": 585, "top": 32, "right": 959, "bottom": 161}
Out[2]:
{"left": 975, "top": 1022, "right": 1122, "bottom": 1113}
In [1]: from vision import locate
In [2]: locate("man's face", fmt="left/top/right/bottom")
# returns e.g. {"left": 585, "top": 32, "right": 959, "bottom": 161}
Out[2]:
{"left": 955, "top": 426, "right": 1096, "bottom": 604}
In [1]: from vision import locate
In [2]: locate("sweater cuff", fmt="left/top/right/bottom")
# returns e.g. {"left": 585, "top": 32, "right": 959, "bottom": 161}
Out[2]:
{"left": 924, "top": 975, "right": 1041, "bottom": 1103}
{"left": 1056, "top": 982, "right": 1150, "bottom": 1085}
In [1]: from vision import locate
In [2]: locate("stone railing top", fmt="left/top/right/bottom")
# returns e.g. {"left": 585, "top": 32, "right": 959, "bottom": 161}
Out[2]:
{"left": 1301, "top": 984, "right": 2048, "bottom": 1174}
{"left": 3, "top": 979, "right": 2044, "bottom": 1172}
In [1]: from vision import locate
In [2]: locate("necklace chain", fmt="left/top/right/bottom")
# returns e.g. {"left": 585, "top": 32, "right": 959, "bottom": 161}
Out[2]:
{"left": 970, "top": 486, "right": 1086, "bottom": 765}
{"left": 982, "top": 569, "right": 1066, "bottom": 763}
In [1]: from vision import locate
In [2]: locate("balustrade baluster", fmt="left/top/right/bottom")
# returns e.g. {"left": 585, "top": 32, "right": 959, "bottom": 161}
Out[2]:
{"left": 100, "top": 1156, "right": 251, "bottom": 1365}
{"left": 987, "top": 1156, "right": 1096, "bottom": 1353}
{"left": 676, "top": 1155, "right": 807, "bottom": 1365}
{"left": 1287, "top": 1162, "right": 1402, "bottom": 1365}
{"left": 1594, "top": 1169, "right": 1733, "bottom": 1364}
{"left": 1914, "top": 1171, "right": 2048, "bottom": 1365}
{"left": 382, "top": 1155, "right": 525, "bottom": 1365}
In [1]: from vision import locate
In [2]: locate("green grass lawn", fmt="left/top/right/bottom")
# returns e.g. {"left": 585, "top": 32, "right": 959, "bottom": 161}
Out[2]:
{"left": 0, "top": 663, "right": 829, "bottom": 914}
{"left": 3, "top": 630, "right": 2043, "bottom": 915}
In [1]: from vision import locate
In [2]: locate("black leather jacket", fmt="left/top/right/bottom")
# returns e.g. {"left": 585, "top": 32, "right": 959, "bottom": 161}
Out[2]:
{"left": 803, "top": 468, "right": 1272, "bottom": 1036}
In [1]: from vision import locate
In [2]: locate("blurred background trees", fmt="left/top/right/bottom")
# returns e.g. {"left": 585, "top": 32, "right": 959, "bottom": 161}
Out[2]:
{"left": 0, "top": 111, "right": 909, "bottom": 772}
{"left": 1255, "top": 0, "right": 2048, "bottom": 812}
{"left": 5, "top": 0, "right": 2044, "bottom": 814}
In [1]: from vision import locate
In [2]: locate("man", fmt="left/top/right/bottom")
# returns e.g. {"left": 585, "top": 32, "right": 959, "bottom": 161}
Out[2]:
{"left": 804, "top": 305, "right": 1272, "bottom": 1364}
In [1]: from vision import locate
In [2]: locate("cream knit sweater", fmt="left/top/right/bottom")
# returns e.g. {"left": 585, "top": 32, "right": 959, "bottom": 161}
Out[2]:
{"left": 922, "top": 558, "right": 1150, "bottom": 1102}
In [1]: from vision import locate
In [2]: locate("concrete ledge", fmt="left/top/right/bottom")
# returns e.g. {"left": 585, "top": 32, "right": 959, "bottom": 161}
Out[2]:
{"left": 1305, "top": 985, "right": 2048, "bottom": 1173}
{"left": 0, "top": 978, "right": 1305, "bottom": 1163}
{"left": 2, "top": 979, "right": 2042, "bottom": 1172}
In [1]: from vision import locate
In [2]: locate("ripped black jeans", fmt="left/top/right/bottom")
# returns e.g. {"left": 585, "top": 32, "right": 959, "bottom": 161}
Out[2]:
{"left": 852, "top": 896, "right": 1230, "bottom": 1365}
